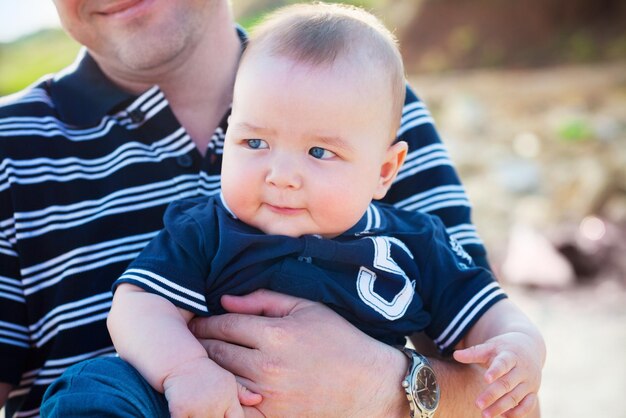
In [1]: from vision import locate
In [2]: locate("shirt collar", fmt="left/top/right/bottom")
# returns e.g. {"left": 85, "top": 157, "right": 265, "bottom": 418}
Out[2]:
{"left": 219, "top": 192, "right": 237, "bottom": 218}
{"left": 341, "top": 203, "right": 385, "bottom": 237}
{"left": 218, "top": 195, "right": 381, "bottom": 239}
{"left": 49, "top": 26, "right": 249, "bottom": 127}
{"left": 49, "top": 48, "right": 135, "bottom": 127}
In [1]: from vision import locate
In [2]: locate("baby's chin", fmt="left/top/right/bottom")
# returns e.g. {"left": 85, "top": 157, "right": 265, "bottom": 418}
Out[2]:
{"left": 258, "top": 224, "right": 340, "bottom": 239}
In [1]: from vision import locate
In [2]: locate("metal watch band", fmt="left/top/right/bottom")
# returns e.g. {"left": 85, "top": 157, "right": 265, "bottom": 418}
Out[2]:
{"left": 401, "top": 347, "right": 439, "bottom": 418}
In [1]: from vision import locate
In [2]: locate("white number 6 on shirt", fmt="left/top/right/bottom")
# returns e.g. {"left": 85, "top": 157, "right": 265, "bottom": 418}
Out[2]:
{"left": 356, "top": 236, "right": 415, "bottom": 320}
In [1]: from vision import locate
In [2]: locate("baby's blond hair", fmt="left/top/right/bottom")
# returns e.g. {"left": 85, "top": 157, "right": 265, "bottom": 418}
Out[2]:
{"left": 241, "top": 2, "right": 406, "bottom": 139}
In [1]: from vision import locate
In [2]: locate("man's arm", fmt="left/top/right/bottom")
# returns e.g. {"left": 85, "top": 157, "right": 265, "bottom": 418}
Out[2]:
{"left": 191, "top": 290, "right": 490, "bottom": 417}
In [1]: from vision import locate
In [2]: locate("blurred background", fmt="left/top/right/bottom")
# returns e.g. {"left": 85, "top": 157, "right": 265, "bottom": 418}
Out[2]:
{"left": 1, "top": 0, "right": 625, "bottom": 417}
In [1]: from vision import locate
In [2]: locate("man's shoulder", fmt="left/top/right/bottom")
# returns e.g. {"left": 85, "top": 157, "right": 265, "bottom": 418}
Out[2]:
{"left": 0, "top": 78, "right": 62, "bottom": 158}
{"left": 0, "top": 78, "right": 56, "bottom": 119}
{"left": 373, "top": 201, "right": 441, "bottom": 229}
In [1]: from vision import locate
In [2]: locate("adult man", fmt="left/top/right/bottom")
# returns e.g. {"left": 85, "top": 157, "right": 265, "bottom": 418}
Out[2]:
{"left": 0, "top": 1, "right": 502, "bottom": 417}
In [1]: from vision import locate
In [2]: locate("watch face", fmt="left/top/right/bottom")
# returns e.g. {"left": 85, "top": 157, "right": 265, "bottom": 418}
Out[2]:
{"left": 415, "top": 366, "right": 439, "bottom": 410}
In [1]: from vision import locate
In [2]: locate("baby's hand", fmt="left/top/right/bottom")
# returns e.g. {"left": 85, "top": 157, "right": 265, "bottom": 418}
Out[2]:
{"left": 163, "top": 357, "right": 261, "bottom": 418}
{"left": 454, "top": 332, "right": 543, "bottom": 418}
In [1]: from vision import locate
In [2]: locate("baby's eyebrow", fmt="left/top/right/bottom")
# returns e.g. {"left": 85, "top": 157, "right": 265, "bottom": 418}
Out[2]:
{"left": 234, "top": 122, "right": 276, "bottom": 136}
{"left": 315, "top": 135, "right": 355, "bottom": 153}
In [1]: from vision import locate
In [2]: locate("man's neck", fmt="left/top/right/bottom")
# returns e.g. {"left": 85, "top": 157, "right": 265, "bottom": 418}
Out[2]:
{"left": 94, "top": 4, "right": 241, "bottom": 154}
{"left": 160, "top": 26, "right": 241, "bottom": 154}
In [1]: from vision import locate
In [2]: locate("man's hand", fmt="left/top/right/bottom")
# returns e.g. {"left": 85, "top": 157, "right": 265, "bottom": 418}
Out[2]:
{"left": 189, "top": 289, "right": 409, "bottom": 418}
{"left": 190, "top": 289, "right": 501, "bottom": 418}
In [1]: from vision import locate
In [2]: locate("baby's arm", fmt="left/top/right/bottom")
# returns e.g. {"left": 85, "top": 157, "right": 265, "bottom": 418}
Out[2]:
{"left": 107, "top": 283, "right": 261, "bottom": 417}
{"left": 453, "top": 299, "right": 546, "bottom": 418}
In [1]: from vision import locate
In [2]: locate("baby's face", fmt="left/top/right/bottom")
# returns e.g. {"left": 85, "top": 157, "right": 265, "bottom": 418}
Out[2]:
{"left": 221, "top": 54, "right": 398, "bottom": 238}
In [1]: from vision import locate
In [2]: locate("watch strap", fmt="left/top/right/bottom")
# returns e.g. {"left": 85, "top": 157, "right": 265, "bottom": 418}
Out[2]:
{"left": 401, "top": 347, "right": 439, "bottom": 418}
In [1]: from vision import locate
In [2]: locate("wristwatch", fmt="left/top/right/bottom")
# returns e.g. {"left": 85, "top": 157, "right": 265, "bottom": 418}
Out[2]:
{"left": 400, "top": 347, "right": 440, "bottom": 418}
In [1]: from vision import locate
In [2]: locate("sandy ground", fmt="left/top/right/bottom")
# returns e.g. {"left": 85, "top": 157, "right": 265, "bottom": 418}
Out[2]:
{"left": 507, "top": 282, "right": 626, "bottom": 418}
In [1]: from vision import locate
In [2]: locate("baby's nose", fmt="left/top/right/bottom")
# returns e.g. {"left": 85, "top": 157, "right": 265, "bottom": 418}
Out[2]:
{"left": 265, "top": 155, "right": 302, "bottom": 189}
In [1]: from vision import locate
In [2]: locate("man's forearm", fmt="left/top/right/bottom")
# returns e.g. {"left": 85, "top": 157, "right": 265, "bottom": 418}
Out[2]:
{"left": 410, "top": 332, "right": 485, "bottom": 417}
{"left": 372, "top": 350, "right": 541, "bottom": 418}
{"left": 428, "top": 358, "right": 484, "bottom": 418}
{"left": 376, "top": 348, "right": 487, "bottom": 418}
{"left": 430, "top": 357, "right": 541, "bottom": 418}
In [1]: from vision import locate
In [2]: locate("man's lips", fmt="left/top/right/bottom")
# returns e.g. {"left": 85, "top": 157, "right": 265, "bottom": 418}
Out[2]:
{"left": 96, "top": 0, "right": 149, "bottom": 16}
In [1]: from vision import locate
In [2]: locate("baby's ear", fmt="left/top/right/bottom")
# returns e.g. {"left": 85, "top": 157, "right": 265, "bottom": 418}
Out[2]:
{"left": 373, "top": 141, "right": 408, "bottom": 200}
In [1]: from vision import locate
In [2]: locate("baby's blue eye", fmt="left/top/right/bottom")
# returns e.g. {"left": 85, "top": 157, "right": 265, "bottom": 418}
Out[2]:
{"left": 246, "top": 139, "right": 268, "bottom": 149}
{"left": 309, "top": 147, "right": 335, "bottom": 159}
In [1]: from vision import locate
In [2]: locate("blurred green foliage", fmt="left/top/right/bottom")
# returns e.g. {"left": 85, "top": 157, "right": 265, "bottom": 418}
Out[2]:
{"left": 0, "top": 29, "right": 81, "bottom": 96}
{"left": 557, "top": 119, "right": 593, "bottom": 142}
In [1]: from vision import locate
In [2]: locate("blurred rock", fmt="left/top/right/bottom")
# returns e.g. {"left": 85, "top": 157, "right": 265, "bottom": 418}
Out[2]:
{"left": 553, "top": 217, "right": 626, "bottom": 284}
{"left": 400, "top": 0, "right": 626, "bottom": 72}
{"left": 512, "top": 196, "right": 553, "bottom": 228}
{"left": 492, "top": 157, "right": 542, "bottom": 195}
{"left": 501, "top": 223, "right": 575, "bottom": 288}
{"left": 440, "top": 94, "right": 487, "bottom": 135}
{"left": 604, "top": 194, "right": 626, "bottom": 224}
{"left": 549, "top": 156, "right": 611, "bottom": 219}
{"left": 513, "top": 131, "right": 542, "bottom": 158}
{"left": 592, "top": 115, "right": 621, "bottom": 142}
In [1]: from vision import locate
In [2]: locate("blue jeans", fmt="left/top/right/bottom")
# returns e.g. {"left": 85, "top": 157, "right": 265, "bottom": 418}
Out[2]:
{"left": 41, "top": 356, "right": 169, "bottom": 417}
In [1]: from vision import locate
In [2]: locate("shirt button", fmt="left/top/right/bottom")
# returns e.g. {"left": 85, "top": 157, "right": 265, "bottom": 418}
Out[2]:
{"left": 129, "top": 109, "right": 144, "bottom": 123}
{"left": 176, "top": 154, "right": 194, "bottom": 168}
